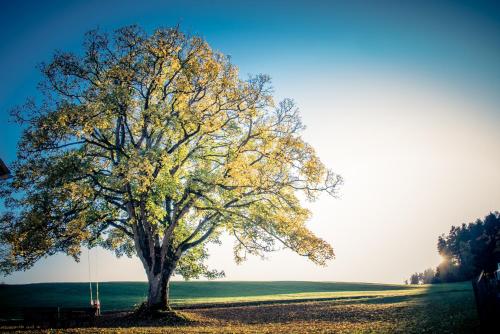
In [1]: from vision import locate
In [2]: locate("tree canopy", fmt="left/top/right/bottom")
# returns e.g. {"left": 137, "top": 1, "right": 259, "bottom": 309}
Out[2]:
{"left": 436, "top": 211, "right": 500, "bottom": 282}
{"left": 0, "top": 26, "right": 341, "bottom": 308}
{"left": 406, "top": 212, "right": 499, "bottom": 284}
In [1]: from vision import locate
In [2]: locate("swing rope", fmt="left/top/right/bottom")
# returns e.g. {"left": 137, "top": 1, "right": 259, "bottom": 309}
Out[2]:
{"left": 88, "top": 248, "right": 93, "bottom": 305}
{"left": 87, "top": 247, "right": 101, "bottom": 315}
{"left": 95, "top": 249, "right": 99, "bottom": 304}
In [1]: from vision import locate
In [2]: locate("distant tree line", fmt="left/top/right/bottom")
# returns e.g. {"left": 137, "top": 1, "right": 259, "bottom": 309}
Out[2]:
{"left": 407, "top": 212, "right": 500, "bottom": 284}
{"left": 407, "top": 268, "right": 437, "bottom": 285}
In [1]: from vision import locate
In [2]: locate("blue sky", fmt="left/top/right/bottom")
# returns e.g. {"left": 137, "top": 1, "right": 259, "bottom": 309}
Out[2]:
{"left": 2, "top": 0, "right": 500, "bottom": 149}
{"left": 1, "top": 0, "right": 500, "bottom": 284}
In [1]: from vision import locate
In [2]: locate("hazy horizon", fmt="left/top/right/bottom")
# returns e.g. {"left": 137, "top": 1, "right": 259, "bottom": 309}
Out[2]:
{"left": 1, "top": 0, "right": 499, "bottom": 285}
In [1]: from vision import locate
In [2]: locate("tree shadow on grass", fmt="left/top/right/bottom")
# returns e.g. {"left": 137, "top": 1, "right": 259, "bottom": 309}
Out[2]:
{"left": 375, "top": 283, "right": 481, "bottom": 334}
{"left": 362, "top": 294, "right": 417, "bottom": 305}
{"left": 0, "top": 283, "right": 480, "bottom": 332}
{"left": 0, "top": 297, "right": 408, "bottom": 331}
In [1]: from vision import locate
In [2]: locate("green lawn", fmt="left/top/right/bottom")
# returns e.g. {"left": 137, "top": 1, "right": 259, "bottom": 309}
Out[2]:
{"left": 0, "top": 280, "right": 414, "bottom": 314}
{"left": 0, "top": 281, "right": 480, "bottom": 333}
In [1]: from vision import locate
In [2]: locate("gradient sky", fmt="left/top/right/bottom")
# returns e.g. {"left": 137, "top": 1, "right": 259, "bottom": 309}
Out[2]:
{"left": 1, "top": 0, "right": 500, "bottom": 284}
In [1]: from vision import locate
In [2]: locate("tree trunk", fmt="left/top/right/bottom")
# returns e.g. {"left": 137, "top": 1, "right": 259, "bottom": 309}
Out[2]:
{"left": 147, "top": 269, "right": 172, "bottom": 310}
{"left": 131, "top": 215, "right": 179, "bottom": 312}
{"left": 145, "top": 255, "right": 178, "bottom": 311}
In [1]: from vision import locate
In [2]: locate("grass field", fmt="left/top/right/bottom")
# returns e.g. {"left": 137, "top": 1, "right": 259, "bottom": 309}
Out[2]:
{"left": 0, "top": 281, "right": 416, "bottom": 314}
{"left": 0, "top": 281, "right": 479, "bottom": 333}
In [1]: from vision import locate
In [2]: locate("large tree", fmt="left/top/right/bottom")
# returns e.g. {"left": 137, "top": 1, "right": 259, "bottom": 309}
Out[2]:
{"left": 0, "top": 26, "right": 341, "bottom": 310}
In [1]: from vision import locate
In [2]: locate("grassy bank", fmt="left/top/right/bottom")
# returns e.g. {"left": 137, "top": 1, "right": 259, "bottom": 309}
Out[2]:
{"left": 0, "top": 281, "right": 414, "bottom": 314}
{"left": 0, "top": 281, "right": 479, "bottom": 333}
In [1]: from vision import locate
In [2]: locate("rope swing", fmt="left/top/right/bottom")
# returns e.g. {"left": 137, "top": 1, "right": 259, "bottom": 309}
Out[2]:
{"left": 87, "top": 247, "right": 101, "bottom": 316}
